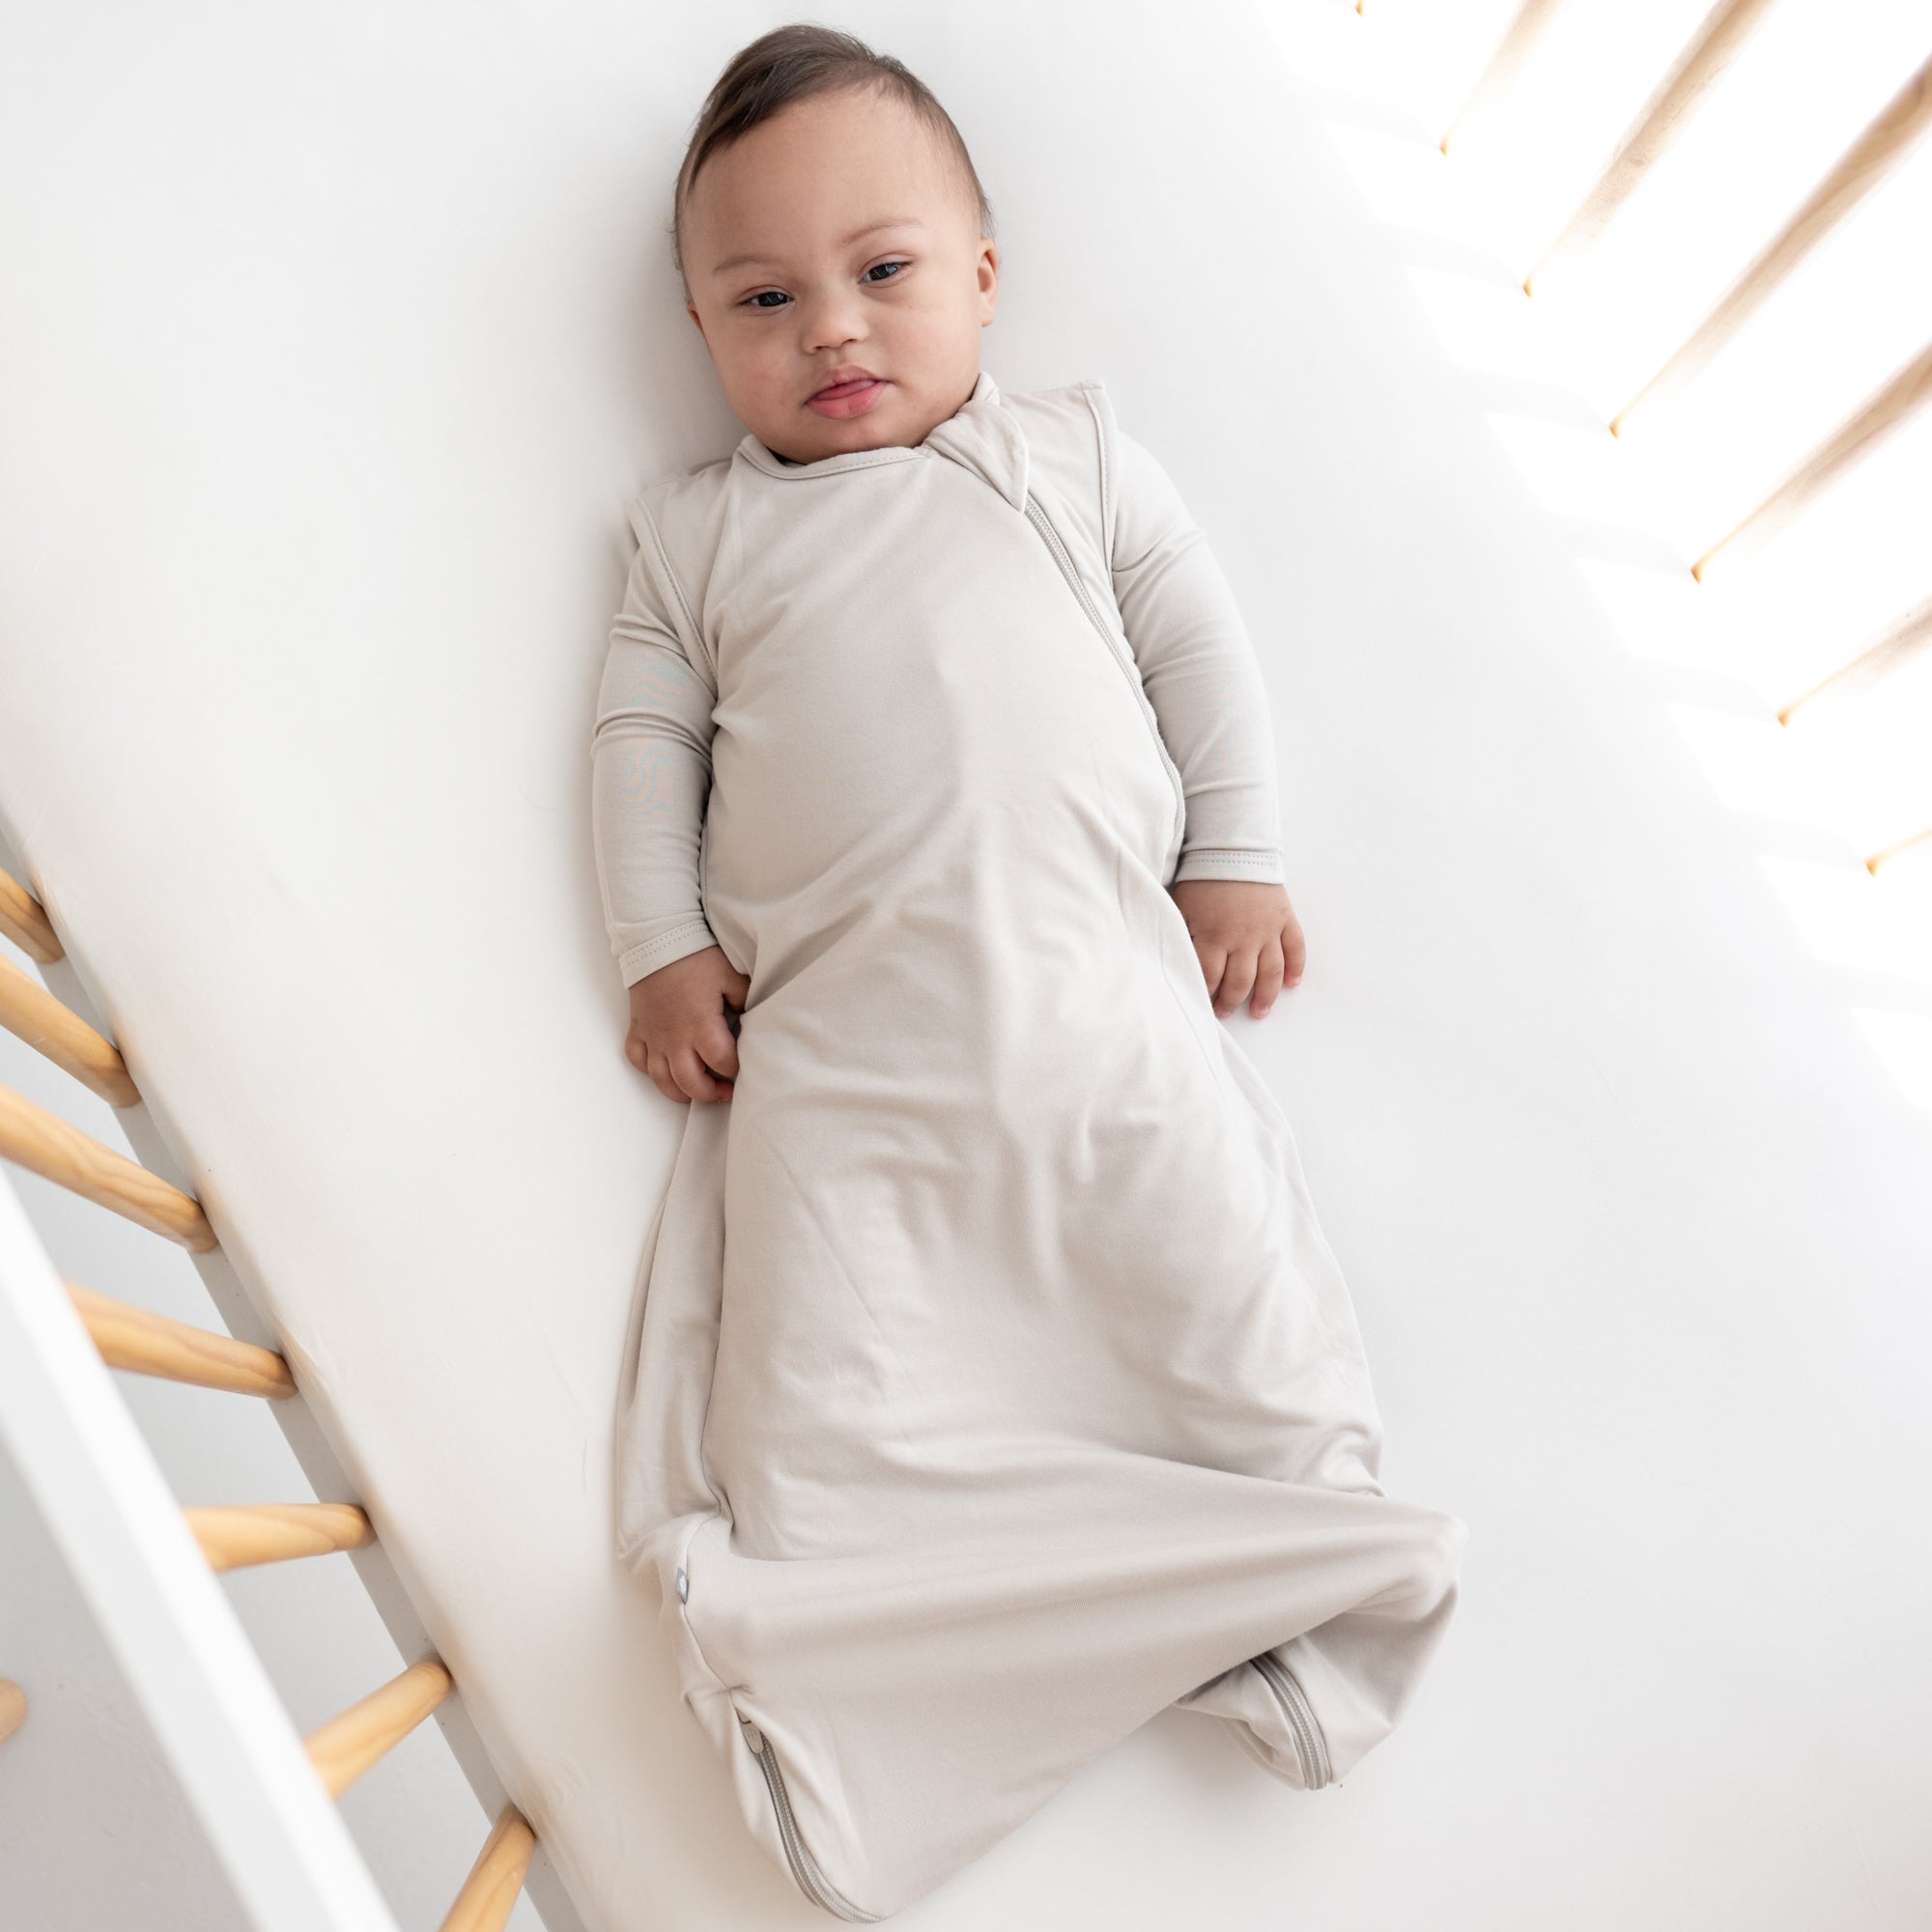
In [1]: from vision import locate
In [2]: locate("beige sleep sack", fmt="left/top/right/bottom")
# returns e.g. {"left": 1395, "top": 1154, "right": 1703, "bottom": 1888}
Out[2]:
{"left": 590, "top": 369, "right": 1467, "bottom": 1919}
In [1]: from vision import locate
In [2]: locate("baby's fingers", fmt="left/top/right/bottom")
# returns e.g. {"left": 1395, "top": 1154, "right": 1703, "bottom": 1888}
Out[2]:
{"left": 668, "top": 1044, "right": 727, "bottom": 1105}
{"left": 697, "top": 1017, "right": 742, "bottom": 1094}
{"left": 1215, "top": 946, "right": 1259, "bottom": 1019}
{"left": 643, "top": 1047, "right": 691, "bottom": 1107}
{"left": 1284, "top": 923, "right": 1307, "bottom": 988}
{"left": 1191, "top": 938, "right": 1229, "bottom": 1007}
{"left": 1250, "top": 937, "right": 1285, "bottom": 1018}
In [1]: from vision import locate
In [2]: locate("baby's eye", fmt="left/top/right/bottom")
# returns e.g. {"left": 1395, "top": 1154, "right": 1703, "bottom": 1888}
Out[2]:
{"left": 865, "top": 259, "right": 910, "bottom": 283}
{"left": 743, "top": 290, "right": 789, "bottom": 311}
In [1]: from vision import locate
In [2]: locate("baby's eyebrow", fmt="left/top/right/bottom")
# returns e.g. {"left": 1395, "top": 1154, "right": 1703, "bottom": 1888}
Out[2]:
{"left": 710, "top": 217, "right": 923, "bottom": 278}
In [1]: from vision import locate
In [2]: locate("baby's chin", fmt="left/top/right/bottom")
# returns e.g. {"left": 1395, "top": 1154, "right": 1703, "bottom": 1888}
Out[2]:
{"left": 769, "top": 379, "right": 972, "bottom": 462}
{"left": 762, "top": 413, "right": 905, "bottom": 466}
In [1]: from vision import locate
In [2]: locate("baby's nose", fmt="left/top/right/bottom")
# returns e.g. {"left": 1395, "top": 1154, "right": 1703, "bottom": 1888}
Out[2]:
{"left": 797, "top": 292, "right": 867, "bottom": 353}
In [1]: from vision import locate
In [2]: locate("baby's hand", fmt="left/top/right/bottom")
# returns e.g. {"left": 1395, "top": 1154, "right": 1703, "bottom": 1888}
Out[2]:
{"left": 625, "top": 946, "right": 751, "bottom": 1105}
{"left": 1169, "top": 879, "right": 1306, "bottom": 1020}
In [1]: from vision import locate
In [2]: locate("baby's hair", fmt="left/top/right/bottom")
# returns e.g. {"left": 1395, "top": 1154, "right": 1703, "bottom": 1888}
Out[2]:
{"left": 670, "top": 23, "right": 996, "bottom": 298}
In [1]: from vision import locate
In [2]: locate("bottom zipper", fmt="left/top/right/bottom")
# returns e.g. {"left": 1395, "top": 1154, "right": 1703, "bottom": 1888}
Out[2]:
{"left": 1251, "top": 1650, "right": 1333, "bottom": 1790}
{"left": 741, "top": 1716, "right": 882, "bottom": 1922}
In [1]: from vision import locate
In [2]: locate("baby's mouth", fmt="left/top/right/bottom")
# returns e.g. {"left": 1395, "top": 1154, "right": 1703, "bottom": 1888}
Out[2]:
{"left": 807, "top": 376, "right": 887, "bottom": 420}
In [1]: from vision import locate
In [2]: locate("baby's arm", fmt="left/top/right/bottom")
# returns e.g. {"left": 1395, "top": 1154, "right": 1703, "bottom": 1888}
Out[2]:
{"left": 1107, "top": 419, "right": 1306, "bottom": 1018}
{"left": 590, "top": 504, "right": 747, "bottom": 1103}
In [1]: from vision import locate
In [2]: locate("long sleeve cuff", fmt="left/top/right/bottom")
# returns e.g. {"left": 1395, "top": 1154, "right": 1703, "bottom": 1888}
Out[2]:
{"left": 1172, "top": 844, "right": 1285, "bottom": 886}
{"left": 618, "top": 917, "right": 721, "bottom": 989}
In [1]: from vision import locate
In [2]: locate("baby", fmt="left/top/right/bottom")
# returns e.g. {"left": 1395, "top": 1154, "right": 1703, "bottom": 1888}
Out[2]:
{"left": 612, "top": 34, "right": 1305, "bottom": 1110}
{"left": 592, "top": 23, "right": 1465, "bottom": 1923}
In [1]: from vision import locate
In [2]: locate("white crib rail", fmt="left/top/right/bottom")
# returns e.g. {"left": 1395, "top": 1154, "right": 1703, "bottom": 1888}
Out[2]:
{"left": 0, "top": 856, "right": 576, "bottom": 1932}
{"left": 0, "top": 1165, "right": 402, "bottom": 1932}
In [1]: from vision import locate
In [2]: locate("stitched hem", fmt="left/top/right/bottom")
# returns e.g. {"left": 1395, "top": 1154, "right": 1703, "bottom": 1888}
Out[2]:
{"left": 1173, "top": 847, "right": 1286, "bottom": 883}
{"left": 620, "top": 919, "right": 719, "bottom": 985}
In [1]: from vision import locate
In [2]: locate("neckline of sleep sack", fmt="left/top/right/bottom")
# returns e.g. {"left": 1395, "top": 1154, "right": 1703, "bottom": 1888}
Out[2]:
{"left": 732, "top": 368, "right": 1029, "bottom": 509}
{"left": 736, "top": 437, "right": 929, "bottom": 481}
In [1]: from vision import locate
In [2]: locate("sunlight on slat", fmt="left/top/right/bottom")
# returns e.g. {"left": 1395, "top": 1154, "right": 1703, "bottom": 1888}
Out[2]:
{"left": 1691, "top": 342, "right": 1932, "bottom": 582}
{"left": 1523, "top": 0, "right": 1786, "bottom": 295}
{"left": 1635, "top": 154, "right": 1932, "bottom": 557}
{"left": 1689, "top": 419, "right": 1932, "bottom": 701}
{"left": 1782, "top": 595, "right": 1932, "bottom": 722}
{"left": 1613, "top": 53, "right": 1932, "bottom": 433}
{"left": 1530, "top": 2, "right": 1932, "bottom": 416}
{"left": 1440, "top": 0, "right": 1573, "bottom": 156}
{"left": 1263, "top": 0, "right": 1932, "bottom": 1098}
{"left": 1420, "top": 0, "right": 1703, "bottom": 211}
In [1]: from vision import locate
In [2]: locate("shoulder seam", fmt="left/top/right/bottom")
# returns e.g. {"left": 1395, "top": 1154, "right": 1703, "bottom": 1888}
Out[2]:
{"left": 630, "top": 490, "right": 711, "bottom": 684}
{"left": 1075, "top": 380, "right": 1117, "bottom": 575}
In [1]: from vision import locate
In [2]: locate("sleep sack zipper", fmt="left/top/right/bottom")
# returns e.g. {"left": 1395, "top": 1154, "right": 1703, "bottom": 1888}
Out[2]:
{"left": 740, "top": 1716, "right": 882, "bottom": 1922}
{"left": 1022, "top": 492, "right": 1189, "bottom": 859}
{"left": 1251, "top": 1650, "right": 1333, "bottom": 1790}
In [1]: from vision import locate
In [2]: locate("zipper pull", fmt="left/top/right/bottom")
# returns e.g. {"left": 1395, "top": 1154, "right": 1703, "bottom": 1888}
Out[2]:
{"left": 741, "top": 1717, "right": 766, "bottom": 1754}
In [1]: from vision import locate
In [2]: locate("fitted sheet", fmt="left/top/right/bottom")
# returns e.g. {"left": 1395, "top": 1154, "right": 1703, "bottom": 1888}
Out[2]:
{"left": 4, "top": 6, "right": 1930, "bottom": 1929}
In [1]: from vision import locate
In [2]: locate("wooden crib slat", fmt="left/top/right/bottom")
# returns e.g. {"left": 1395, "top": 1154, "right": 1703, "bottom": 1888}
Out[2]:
{"left": 1779, "top": 595, "right": 1932, "bottom": 724}
{"left": 1439, "top": 0, "right": 1568, "bottom": 156}
{"left": 439, "top": 1805, "right": 538, "bottom": 1932}
{"left": 1615, "top": 54, "right": 1932, "bottom": 432}
{"left": 0, "top": 1082, "right": 216, "bottom": 1250}
{"left": 0, "top": 1678, "right": 26, "bottom": 1747}
{"left": 1866, "top": 827, "right": 1930, "bottom": 876}
{"left": 184, "top": 1502, "right": 375, "bottom": 1573}
{"left": 0, "top": 956, "right": 140, "bottom": 1107}
{"left": 65, "top": 1279, "right": 297, "bottom": 1398}
{"left": 0, "top": 867, "right": 62, "bottom": 964}
{"left": 1523, "top": 0, "right": 1782, "bottom": 292}
{"left": 1692, "top": 339, "right": 1932, "bottom": 580}
{"left": 304, "top": 1658, "right": 454, "bottom": 1799}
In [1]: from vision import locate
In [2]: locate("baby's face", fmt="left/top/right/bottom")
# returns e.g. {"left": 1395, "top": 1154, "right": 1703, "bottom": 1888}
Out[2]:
{"left": 682, "top": 87, "right": 998, "bottom": 464}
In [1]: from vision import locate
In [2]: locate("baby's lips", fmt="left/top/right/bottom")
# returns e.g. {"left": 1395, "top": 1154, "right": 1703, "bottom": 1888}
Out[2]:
{"left": 809, "top": 365, "right": 881, "bottom": 398}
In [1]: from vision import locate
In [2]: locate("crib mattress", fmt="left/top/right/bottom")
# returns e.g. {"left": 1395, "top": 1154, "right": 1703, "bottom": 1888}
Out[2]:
{"left": 3, "top": 5, "right": 1929, "bottom": 1928}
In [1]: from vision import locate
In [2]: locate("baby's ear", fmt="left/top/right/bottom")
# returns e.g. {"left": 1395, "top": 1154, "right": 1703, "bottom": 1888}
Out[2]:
{"left": 976, "top": 241, "right": 1000, "bottom": 318}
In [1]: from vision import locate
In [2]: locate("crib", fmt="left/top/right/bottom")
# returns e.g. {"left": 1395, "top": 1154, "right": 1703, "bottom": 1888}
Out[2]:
{"left": 4, "top": 4, "right": 1930, "bottom": 1927}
